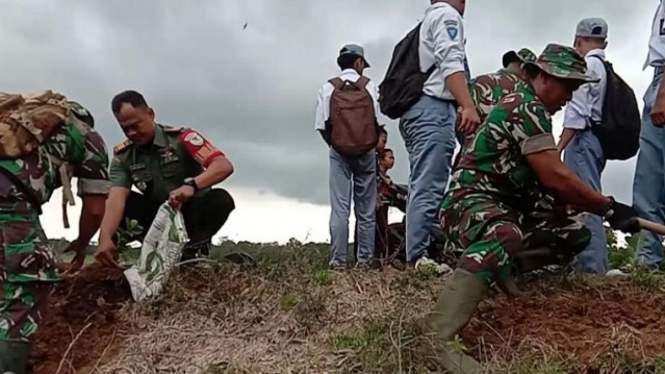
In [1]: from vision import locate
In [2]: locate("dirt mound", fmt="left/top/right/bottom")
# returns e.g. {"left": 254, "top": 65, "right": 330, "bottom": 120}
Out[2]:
{"left": 29, "top": 263, "right": 133, "bottom": 374}
{"left": 464, "top": 278, "right": 665, "bottom": 369}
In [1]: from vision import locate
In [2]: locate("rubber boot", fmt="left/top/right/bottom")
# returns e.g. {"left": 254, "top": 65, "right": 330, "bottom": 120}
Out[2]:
{"left": 0, "top": 339, "right": 31, "bottom": 374}
{"left": 420, "top": 269, "right": 488, "bottom": 374}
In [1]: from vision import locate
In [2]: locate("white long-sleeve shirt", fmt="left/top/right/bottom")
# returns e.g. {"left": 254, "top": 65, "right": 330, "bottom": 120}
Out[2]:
{"left": 314, "top": 69, "right": 379, "bottom": 131}
{"left": 419, "top": 2, "right": 468, "bottom": 100}
{"left": 644, "top": 0, "right": 665, "bottom": 69}
{"left": 563, "top": 49, "right": 607, "bottom": 130}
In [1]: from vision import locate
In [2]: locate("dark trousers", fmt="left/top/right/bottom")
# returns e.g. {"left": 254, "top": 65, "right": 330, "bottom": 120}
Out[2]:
{"left": 117, "top": 188, "right": 235, "bottom": 257}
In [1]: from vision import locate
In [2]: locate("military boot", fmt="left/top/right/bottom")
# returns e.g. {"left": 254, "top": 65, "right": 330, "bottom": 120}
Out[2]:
{"left": 420, "top": 269, "right": 489, "bottom": 374}
{"left": 0, "top": 339, "right": 31, "bottom": 374}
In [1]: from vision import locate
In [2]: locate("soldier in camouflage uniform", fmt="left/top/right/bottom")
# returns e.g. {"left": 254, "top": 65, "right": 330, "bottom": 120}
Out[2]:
{"left": 420, "top": 44, "right": 642, "bottom": 373}
{"left": 0, "top": 99, "right": 111, "bottom": 374}
{"left": 454, "top": 48, "right": 537, "bottom": 168}
{"left": 95, "top": 90, "right": 236, "bottom": 268}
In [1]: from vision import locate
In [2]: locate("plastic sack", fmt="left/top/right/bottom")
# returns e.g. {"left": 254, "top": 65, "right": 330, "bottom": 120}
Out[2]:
{"left": 124, "top": 202, "right": 189, "bottom": 302}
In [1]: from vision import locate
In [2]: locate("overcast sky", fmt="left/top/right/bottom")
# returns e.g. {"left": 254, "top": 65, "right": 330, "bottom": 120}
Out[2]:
{"left": 3, "top": 0, "right": 656, "bottom": 243}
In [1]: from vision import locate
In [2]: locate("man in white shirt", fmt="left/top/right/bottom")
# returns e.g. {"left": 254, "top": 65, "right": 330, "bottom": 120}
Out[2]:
{"left": 399, "top": 0, "right": 480, "bottom": 272}
{"left": 633, "top": 0, "right": 665, "bottom": 270}
{"left": 558, "top": 18, "right": 609, "bottom": 274}
{"left": 315, "top": 44, "right": 379, "bottom": 270}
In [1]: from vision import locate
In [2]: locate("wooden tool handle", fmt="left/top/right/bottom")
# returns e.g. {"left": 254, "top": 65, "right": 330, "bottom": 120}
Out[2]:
{"left": 638, "top": 218, "right": 665, "bottom": 236}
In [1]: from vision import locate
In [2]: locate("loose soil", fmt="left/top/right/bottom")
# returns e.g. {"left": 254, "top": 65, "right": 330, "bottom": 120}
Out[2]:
{"left": 464, "top": 277, "right": 665, "bottom": 369}
{"left": 29, "top": 263, "right": 132, "bottom": 374}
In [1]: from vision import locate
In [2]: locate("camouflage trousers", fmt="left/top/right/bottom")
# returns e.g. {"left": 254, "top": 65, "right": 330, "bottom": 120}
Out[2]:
{"left": 440, "top": 195, "right": 591, "bottom": 284}
{"left": 0, "top": 199, "right": 58, "bottom": 342}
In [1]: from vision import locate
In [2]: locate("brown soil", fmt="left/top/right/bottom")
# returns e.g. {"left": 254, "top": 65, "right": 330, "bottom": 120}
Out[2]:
{"left": 463, "top": 278, "right": 665, "bottom": 368}
{"left": 28, "top": 263, "right": 132, "bottom": 374}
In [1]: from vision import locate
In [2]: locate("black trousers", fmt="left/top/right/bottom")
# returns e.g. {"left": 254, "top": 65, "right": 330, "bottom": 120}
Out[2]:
{"left": 117, "top": 188, "right": 235, "bottom": 256}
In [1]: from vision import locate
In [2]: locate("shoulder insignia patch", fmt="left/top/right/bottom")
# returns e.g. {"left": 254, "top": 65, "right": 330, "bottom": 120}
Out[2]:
{"left": 164, "top": 126, "right": 184, "bottom": 133}
{"left": 113, "top": 139, "right": 133, "bottom": 154}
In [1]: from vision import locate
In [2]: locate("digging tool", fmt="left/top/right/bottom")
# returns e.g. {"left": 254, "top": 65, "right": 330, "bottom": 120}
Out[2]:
{"left": 637, "top": 218, "right": 665, "bottom": 236}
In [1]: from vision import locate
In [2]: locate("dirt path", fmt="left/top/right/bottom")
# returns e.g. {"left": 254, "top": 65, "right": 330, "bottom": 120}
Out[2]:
{"left": 29, "top": 263, "right": 132, "bottom": 374}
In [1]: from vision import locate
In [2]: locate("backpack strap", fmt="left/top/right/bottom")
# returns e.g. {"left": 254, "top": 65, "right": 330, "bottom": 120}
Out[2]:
{"left": 353, "top": 76, "right": 370, "bottom": 91}
{"left": 328, "top": 78, "right": 344, "bottom": 90}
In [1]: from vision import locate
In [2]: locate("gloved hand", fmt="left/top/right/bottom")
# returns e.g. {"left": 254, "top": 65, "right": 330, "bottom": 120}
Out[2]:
{"left": 604, "top": 197, "right": 641, "bottom": 234}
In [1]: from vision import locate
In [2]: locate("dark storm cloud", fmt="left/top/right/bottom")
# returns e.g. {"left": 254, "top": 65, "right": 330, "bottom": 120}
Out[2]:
{"left": 0, "top": 0, "right": 656, "bottom": 204}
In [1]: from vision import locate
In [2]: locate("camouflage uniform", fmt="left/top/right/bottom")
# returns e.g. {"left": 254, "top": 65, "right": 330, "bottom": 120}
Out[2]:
{"left": 110, "top": 124, "right": 235, "bottom": 258}
{"left": 454, "top": 48, "right": 537, "bottom": 168}
{"left": 421, "top": 45, "right": 599, "bottom": 373}
{"left": 442, "top": 46, "right": 595, "bottom": 285}
{"left": 0, "top": 102, "right": 110, "bottom": 373}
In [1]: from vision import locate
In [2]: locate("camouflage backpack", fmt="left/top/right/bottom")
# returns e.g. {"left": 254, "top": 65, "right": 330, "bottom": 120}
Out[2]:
{"left": 0, "top": 90, "right": 89, "bottom": 227}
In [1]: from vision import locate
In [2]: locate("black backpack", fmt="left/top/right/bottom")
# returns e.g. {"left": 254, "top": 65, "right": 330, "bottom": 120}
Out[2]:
{"left": 378, "top": 23, "right": 436, "bottom": 120}
{"left": 589, "top": 55, "right": 641, "bottom": 161}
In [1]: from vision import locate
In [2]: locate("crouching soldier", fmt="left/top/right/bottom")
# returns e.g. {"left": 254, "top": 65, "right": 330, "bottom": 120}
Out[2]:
{"left": 95, "top": 90, "right": 235, "bottom": 268}
{"left": 0, "top": 92, "right": 111, "bottom": 374}
{"left": 420, "top": 44, "right": 641, "bottom": 373}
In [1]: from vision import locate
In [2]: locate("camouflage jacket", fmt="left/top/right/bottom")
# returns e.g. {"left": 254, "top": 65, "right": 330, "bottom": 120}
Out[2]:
{"left": 442, "top": 82, "right": 558, "bottom": 212}
{"left": 469, "top": 67, "right": 528, "bottom": 123}
{"left": 0, "top": 108, "right": 111, "bottom": 206}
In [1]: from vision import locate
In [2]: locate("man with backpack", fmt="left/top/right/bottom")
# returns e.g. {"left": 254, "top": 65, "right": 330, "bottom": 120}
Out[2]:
{"left": 315, "top": 44, "right": 380, "bottom": 269}
{"left": 558, "top": 18, "right": 641, "bottom": 274}
{"left": 379, "top": 0, "right": 480, "bottom": 272}
{"left": 558, "top": 18, "right": 610, "bottom": 274}
{"left": 632, "top": 0, "right": 665, "bottom": 270}
{"left": 0, "top": 92, "right": 112, "bottom": 374}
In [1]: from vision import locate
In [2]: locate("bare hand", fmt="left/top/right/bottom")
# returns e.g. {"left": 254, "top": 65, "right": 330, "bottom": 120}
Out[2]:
{"left": 94, "top": 240, "right": 120, "bottom": 268}
{"left": 457, "top": 106, "right": 481, "bottom": 134}
{"left": 652, "top": 97, "right": 665, "bottom": 127}
{"left": 63, "top": 239, "right": 87, "bottom": 274}
{"left": 168, "top": 185, "right": 195, "bottom": 210}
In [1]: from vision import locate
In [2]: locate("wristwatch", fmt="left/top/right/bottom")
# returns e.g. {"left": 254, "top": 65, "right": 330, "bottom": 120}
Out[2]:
{"left": 183, "top": 177, "right": 199, "bottom": 193}
{"left": 601, "top": 196, "right": 615, "bottom": 220}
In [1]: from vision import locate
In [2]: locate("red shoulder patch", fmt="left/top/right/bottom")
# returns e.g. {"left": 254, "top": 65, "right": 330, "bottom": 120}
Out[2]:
{"left": 178, "top": 129, "right": 224, "bottom": 167}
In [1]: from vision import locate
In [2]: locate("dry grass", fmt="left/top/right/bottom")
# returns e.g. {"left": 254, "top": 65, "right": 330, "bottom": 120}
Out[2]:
{"left": 84, "top": 245, "right": 665, "bottom": 374}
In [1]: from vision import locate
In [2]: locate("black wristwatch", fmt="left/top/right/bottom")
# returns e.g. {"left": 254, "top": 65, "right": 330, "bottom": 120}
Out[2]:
{"left": 601, "top": 196, "right": 615, "bottom": 220}
{"left": 183, "top": 177, "right": 199, "bottom": 193}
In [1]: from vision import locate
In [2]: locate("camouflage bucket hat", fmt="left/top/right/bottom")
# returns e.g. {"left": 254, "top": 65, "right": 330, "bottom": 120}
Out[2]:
{"left": 525, "top": 43, "right": 599, "bottom": 82}
{"left": 502, "top": 47, "right": 537, "bottom": 67}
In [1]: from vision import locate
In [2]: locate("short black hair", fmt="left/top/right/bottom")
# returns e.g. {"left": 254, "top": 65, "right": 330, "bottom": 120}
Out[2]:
{"left": 379, "top": 125, "right": 388, "bottom": 136}
{"left": 380, "top": 148, "right": 393, "bottom": 159}
{"left": 111, "top": 90, "right": 149, "bottom": 114}
{"left": 337, "top": 54, "right": 361, "bottom": 70}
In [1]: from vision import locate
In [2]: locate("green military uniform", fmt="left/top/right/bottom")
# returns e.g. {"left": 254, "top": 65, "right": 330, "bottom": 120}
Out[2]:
{"left": 0, "top": 100, "right": 111, "bottom": 374}
{"left": 110, "top": 123, "right": 235, "bottom": 257}
{"left": 468, "top": 48, "right": 536, "bottom": 123}
{"left": 420, "top": 44, "right": 599, "bottom": 373}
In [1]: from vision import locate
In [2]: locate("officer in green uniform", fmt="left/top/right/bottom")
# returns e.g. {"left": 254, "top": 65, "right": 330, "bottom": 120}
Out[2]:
{"left": 95, "top": 90, "right": 236, "bottom": 267}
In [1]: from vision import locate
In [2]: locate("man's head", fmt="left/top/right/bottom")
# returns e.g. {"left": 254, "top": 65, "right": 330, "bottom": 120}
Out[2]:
{"left": 524, "top": 43, "right": 600, "bottom": 114}
{"left": 377, "top": 125, "right": 388, "bottom": 151}
{"left": 379, "top": 148, "right": 395, "bottom": 170}
{"left": 337, "top": 44, "right": 370, "bottom": 74}
{"left": 111, "top": 90, "right": 156, "bottom": 146}
{"left": 501, "top": 48, "right": 537, "bottom": 80}
{"left": 573, "top": 18, "right": 608, "bottom": 56}
{"left": 432, "top": 0, "right": 466, "bottom": 16}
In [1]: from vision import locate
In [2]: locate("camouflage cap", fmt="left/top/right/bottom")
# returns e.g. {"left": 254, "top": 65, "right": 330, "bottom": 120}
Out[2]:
{"left": 68, "top": 100, "right": 95, "bottom": 128}
{"left": 524, "top": 43, "right": 600, "bottom": 83}
{"left": 502, "top": 48, "right": 536, "bottom": 68}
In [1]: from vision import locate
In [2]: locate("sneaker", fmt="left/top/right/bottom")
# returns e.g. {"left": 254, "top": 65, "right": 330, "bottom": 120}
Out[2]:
{"left": 415, "top": 256, "right": 452, "bottom": 275}
{"left": 329, "top": 261, "right": 346, "bottom": 271}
